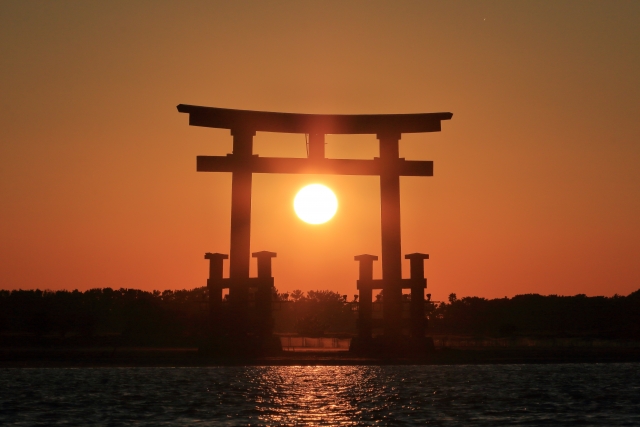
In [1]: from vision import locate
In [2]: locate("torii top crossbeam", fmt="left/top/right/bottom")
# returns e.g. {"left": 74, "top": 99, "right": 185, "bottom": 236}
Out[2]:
{"left": 177, "top": 104, "right": 452, "bottom": 134}
{"left": 178, "top": 104, "right": 452, "bottom": 338}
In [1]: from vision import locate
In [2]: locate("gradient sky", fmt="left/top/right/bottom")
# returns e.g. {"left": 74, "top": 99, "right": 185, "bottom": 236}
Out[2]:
{"left": 1, "top": 1, "right": 639, "bottom": 301}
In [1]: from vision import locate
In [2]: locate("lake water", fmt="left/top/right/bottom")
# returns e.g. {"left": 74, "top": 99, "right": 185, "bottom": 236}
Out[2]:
{"left": 1, "top": 364, "right": 639, "bottom": 426}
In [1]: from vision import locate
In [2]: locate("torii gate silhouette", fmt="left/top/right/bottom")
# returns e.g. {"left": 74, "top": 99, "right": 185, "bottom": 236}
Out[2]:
{"left": 177, "top": 104, "right": 452, "bottom": 352}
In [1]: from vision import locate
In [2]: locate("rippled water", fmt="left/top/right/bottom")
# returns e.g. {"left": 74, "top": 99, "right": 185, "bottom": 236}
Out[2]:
{"left": 1, "top": 364, "right": 639, "bottom": 426}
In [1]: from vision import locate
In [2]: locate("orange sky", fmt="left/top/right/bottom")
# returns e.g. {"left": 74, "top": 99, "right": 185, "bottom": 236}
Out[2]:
{"left": 1, "top": 1, "right": 639, "bottom": 301}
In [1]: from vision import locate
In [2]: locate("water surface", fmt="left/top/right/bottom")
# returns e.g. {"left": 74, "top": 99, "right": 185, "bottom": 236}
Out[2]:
{"left": 1, "top": 364, "right": 639, "bottom": 425}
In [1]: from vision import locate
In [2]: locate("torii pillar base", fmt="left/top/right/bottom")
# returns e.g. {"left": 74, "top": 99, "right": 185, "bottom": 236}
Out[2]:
{"left": 350, "top": 253, "right": 435, "bottom": 358}
{"left": 198, "top": 251, "right": 282, "bottom": 358}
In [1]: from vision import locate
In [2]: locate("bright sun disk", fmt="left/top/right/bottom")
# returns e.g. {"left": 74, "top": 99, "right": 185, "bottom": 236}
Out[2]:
{"left": 294, "top": 184, "right": 338, "bottom": 224}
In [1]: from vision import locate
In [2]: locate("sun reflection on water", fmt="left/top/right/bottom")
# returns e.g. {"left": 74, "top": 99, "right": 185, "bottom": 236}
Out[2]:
{"left": 249, "top": 366, "right": 384, "bottom": 425}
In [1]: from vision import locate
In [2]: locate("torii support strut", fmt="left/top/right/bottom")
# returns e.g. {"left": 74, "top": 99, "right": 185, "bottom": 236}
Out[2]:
{"left": 178, "top": 105, "right": 452, "bottom": 339}
{"left": 355, "top": 253, "right": 429, "bottom": 341}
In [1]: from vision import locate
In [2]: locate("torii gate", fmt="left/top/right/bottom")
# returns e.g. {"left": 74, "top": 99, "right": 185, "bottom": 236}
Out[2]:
{"left": 177, "top": 104, "right": 452, "bottom": 349}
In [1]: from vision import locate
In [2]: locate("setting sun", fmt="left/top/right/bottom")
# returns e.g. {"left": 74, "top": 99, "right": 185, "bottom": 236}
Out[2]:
{"left": 293, "top": 184, "right": 338, "bottom": 224}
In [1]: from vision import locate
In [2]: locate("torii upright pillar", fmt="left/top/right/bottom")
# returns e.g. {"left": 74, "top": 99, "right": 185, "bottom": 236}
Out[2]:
{"left": 378, "top": 132, "right": 403, "bottom": 338}
{"left": 228, "top": 129, "right": 255, "bottom": 337}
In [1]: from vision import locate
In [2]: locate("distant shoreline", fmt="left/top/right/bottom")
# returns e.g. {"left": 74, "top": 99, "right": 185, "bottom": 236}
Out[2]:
{"left": 2, "top": 347, "right": 640, "bottom": 368}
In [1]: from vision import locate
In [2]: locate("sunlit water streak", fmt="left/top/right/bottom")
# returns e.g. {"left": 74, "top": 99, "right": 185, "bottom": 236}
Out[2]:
{"left": 1, "top": 364, "right": 639, "bottom": 426}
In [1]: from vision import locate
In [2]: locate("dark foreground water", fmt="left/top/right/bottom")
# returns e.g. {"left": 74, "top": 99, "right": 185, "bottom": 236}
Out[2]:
{"left": 1, "top": 364, "right": 639, "bottom": 426}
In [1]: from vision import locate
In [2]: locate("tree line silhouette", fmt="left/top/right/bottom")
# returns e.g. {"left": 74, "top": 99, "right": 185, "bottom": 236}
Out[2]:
{"left": 428, "top": 291, "right": 640, "bottom": 339}
{"left": 1, "top": 287, "right": 638, "bottom": 346}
